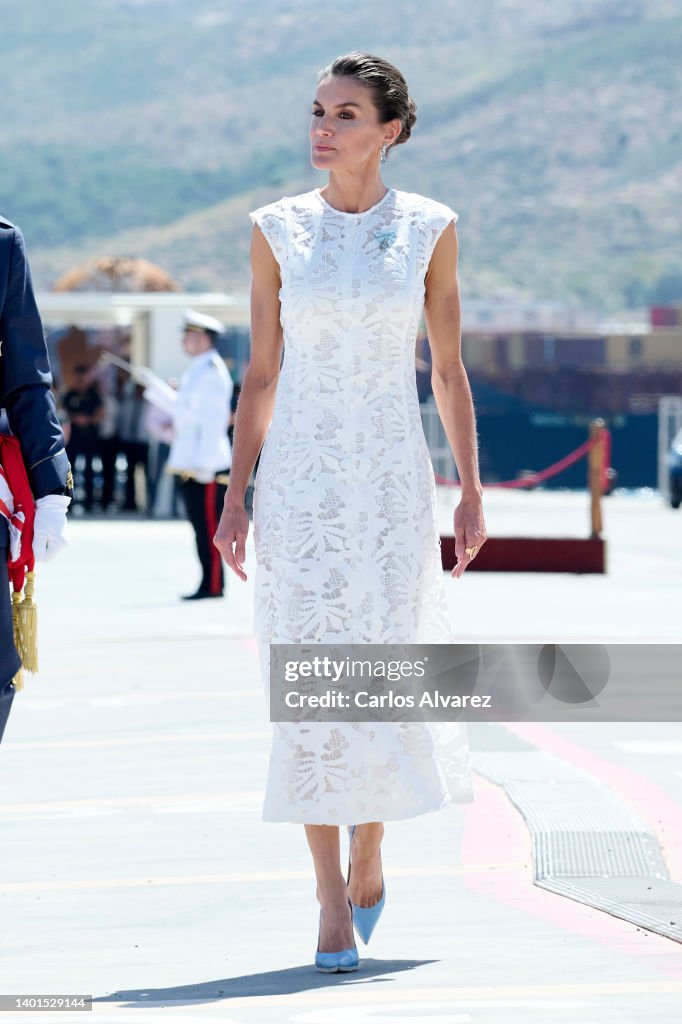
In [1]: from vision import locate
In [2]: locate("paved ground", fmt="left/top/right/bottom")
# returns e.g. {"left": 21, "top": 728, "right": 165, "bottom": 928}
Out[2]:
{"left": 0, "top": 489, "right": 681, "bottom": 1023}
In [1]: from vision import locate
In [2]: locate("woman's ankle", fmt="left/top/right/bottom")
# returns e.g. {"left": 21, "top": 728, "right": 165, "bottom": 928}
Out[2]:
{"left": 317, "top": 882, "right": 351, "bottom": 908}
{"left": 353, "top": 822, "right": 384, "bottom": 852}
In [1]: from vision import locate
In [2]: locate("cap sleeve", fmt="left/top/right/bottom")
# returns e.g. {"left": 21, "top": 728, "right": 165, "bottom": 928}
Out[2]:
{"left": 249, "top": 201, "right": 287, "bottom": 273}
{"left": 420, "top": 199, "right": 458, "bottom": 278}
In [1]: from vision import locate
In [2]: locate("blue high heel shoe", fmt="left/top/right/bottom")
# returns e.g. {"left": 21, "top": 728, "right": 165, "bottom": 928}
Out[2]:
{"left": 314, "top": 897, "right": 359, "bottom": 972}
{"left": 346, "top": 824, "right": 386, "bottom": 945}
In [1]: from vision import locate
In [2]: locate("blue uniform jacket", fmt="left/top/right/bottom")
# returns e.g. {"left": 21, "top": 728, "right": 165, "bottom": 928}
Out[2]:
{"left": 0, "top": 216, "right": 70, "bottom": 502}
{"left": 0, "top": 216, "right": 70, "bottom": 688}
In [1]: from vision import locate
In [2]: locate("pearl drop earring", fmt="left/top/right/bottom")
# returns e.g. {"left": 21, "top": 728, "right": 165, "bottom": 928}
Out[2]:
{"left": 380, "top": 143, "right": 387, "bottom": 163}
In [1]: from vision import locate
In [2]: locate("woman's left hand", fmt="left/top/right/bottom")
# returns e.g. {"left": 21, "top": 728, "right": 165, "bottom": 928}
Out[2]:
{"left": 451, "top": 491, "right": 487, "bottom": 578}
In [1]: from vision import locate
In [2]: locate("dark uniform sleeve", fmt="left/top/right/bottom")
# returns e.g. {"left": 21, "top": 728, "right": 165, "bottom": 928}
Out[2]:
{"left": 0, "top": 220, "right": 71, "bottom": 498}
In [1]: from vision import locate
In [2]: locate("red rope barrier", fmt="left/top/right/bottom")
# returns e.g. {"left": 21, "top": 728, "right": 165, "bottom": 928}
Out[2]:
{"left": 435, "top": 428, "right": 611, "bottom": 490}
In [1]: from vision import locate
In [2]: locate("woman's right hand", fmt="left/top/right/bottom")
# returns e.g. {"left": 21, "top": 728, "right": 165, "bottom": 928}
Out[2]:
{"left": 213, "top": 501, "right": 250, "bottom": 581}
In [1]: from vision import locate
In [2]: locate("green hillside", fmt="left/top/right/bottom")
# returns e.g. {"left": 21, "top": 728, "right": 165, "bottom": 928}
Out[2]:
{"left": 3, "top": 0, "right": 681, "bottom": 312}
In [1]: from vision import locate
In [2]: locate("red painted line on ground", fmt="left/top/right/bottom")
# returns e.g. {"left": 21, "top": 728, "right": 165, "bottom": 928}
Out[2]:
{"left": 461, "top": 772, "right": 682, "bottom": 978}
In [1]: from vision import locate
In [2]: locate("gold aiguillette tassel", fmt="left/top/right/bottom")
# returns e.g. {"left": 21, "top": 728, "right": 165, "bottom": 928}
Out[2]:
{"left": 18, "top": 570, "right": 39, "bottom": 674}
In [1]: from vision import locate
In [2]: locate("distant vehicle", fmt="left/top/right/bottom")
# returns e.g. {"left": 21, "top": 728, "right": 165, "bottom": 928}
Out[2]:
{"left": 668, "top": 428, "right": 682, "bottom": 509}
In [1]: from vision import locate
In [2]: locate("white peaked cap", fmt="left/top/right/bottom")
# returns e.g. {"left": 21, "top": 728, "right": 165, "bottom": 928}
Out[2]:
{"left": 184, "top": 308, "right": 225, "bottom": 334}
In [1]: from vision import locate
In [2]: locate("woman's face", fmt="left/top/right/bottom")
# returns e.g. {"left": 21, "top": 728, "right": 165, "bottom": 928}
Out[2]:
{"left": 310, "top": 75, "right": 400, "bottom": 172}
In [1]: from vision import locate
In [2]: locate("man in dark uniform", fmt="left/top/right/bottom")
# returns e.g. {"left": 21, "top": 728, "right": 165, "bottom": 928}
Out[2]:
{"left": 0, "top": 215, "right": 72, "bottom": 743}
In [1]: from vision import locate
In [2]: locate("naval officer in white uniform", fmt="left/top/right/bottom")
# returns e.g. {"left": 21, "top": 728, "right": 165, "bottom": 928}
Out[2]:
{"left": 139, "top": 310, "right": 234, "bottom": 600}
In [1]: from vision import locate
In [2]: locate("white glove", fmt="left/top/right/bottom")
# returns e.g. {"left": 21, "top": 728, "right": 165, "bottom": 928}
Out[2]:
{"left": 33, "top": 494, "right": 71, "bottom": 563}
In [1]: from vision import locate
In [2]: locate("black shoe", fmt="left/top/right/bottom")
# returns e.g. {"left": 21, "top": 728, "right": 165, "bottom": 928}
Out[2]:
{"left": 180, "top": 588, "right": 224, "bottom": 601}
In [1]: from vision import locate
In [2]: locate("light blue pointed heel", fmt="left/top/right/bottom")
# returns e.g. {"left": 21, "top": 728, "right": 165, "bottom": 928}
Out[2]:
{"left": 314, "top": 897, "right": 359, "bottom": 972}
{"left": 346, "top": 824, "right": 386, "bottom": 945}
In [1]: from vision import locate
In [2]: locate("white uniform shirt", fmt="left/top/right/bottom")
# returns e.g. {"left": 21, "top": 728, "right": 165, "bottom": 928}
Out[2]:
{"left": 144, "top": 349, "right": 233, "bottom": 483}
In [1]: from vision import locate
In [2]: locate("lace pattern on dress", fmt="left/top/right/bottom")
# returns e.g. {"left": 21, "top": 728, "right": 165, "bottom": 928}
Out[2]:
{"left": 249, "top": 188, "right": 472, "bottom": 823}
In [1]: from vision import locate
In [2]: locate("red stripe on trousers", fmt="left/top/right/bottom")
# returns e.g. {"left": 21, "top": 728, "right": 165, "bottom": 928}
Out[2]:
{"left": 204, "top": 481, "right": 221, "bottom": 595}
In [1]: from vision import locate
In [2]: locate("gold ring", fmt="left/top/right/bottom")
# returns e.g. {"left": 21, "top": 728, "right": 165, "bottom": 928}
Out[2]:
{"left": 465, "top": 545, "right": 478, "bottom": 559}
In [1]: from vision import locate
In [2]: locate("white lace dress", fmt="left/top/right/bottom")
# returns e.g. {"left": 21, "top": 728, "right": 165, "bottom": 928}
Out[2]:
{"left": 249, "top": 186, "right": 474, "bottom": 824}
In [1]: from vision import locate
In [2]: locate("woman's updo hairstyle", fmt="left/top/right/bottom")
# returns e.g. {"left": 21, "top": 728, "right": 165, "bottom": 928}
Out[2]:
{"left": 318, "top": 52, "right": 417, "bottom": 158}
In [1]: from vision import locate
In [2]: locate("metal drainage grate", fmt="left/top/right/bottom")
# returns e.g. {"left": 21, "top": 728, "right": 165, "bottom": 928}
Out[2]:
{"left": 471, "top": 723, "right": 682, "bottom": 944}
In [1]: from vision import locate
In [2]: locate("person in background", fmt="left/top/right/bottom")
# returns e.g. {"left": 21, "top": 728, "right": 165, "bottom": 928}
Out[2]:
{"left": 62, "top": 364, "right": 103, "bottom": 512}
{"left": 117, "top": 378, "right": 150, "bottom": 513}
{"left": 136, "top": 310, "right": 233, "bottom": 599}
{"left": 98, "top": 372, "right": 121, "bottom": 512}
{"left": 1, "top": 214, "right": 72, "bottom": 743}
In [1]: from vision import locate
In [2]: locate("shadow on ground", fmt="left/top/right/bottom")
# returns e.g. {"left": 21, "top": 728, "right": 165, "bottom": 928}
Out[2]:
{"left": 94, "top": 959, "right": 438, "bottom": 1005}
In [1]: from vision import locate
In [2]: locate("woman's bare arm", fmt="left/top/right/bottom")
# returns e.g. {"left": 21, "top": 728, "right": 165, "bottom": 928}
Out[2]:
{"left": 423, "top": 221, "right": 487, "bottom": 575}
{"left": 214, "top": 223, "right": 283, "bottom": 579}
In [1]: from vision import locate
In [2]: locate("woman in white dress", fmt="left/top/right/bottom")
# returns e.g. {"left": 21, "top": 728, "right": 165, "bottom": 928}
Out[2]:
{"left": 214, "top": 52, "right": 487, "bottom": 971}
